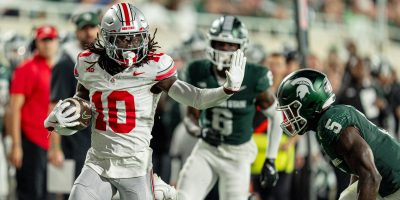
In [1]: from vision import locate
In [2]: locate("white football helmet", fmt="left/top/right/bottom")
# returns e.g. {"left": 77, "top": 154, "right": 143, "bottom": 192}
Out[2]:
{"left": 100, "top": 3, "right": 149, "bottom": 67}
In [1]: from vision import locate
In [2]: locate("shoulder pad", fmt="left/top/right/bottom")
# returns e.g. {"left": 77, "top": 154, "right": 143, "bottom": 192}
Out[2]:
{"left": 147, "top": 52, "right": 164, "bottom": 62}
{"left": 77, "top": 50, "right": 99, "bottom": 62}
{"left": 74, "top": 50, "right": 100, "bottom": 82}
{"left": 153, "top": 53, "right": 177, "bottom": 81}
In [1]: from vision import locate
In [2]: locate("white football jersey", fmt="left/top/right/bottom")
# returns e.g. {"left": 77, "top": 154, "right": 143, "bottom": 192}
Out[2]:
{"left": 74, "top": 51, "right": 177, "bottom": 178}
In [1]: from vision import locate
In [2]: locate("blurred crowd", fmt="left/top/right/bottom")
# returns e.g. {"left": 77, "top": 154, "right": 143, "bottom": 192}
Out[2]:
{"left": 0, "top": 1, "right": 400, "bottom": 200}
{"left": 3, "top": 0, "right": 400, "bottom": 27}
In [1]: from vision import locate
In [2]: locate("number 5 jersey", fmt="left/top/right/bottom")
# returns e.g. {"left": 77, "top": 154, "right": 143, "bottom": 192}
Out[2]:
{"left": 315, "top": 105, "right": 400, "bottom": 197}
{"left": 74, "top": 51, "right": 177, "bottom": 178}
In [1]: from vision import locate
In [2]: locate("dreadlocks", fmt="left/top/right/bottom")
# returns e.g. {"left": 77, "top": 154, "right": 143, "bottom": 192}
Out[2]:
{"left": 86, "top": 29, "right": 161, "bottom": 76}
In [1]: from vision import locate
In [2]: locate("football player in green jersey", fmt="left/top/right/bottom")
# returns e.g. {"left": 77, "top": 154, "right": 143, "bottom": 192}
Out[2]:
{"left": 276, "top": 68, "right": 400, "bottom": 200}
{"left": 176, "top": 16, "right": 284, "bottom": 200}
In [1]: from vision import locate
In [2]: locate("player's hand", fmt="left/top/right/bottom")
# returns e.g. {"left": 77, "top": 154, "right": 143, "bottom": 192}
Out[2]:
{"left": 223, "top": 49, "right": 246, "bottom": 93}
{"left": 153, "top": 174, "right": 177, "bottom": 200}
{"left": 44, "top": 100, "right": 80, "bottom": 131}
{"left": 260, "top": 158, "right": 279, "bottom": 188}
{"left": 200, "top": 128, "right": 223, "bottom": 147}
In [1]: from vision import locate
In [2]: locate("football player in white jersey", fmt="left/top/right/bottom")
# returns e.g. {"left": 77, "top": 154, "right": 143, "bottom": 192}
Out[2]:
{"left": 43, "top": 3, "right": 246, "bottom": 200}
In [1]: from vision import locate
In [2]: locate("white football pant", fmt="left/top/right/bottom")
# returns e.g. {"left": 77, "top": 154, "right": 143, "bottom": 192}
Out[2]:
{"left": 177, "top": 139, "right": 257, "bottom": 200}
{"left": 69, "top": 167, "right": 176, "bottom": 200}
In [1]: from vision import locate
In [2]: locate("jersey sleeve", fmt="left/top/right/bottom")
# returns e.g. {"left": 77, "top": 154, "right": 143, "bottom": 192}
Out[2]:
{"left": 154, "top": 54, "right": 177, "bottom": 81}
{"left": 74, "top": 50, "right": 94, "bottom": 89}
{"left": 254, "top": 65, "right": 273, "bottom": 93}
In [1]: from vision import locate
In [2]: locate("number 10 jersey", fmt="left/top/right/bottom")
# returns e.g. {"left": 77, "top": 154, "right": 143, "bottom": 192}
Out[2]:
{"left": 74, "top": 51, "right": 177, "bottom": 178}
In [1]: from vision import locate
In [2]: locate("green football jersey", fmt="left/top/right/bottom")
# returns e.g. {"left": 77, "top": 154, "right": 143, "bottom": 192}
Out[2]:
{"left": 315, "top": 104, "right": 400, "bottom": 196}
{"left": 186, "top": 59, "right": 272, "bottom": 145}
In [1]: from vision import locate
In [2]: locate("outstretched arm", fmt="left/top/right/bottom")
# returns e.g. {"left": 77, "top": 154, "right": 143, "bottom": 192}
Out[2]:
{"left": 152, "top": 49, "right": 246, "bottom": 110}
{"left": 257, "top": 89, "right": 283, "bottom": 159}
{"left": 334, "top": 126, "right": 381, "bottom": 200}
{"left": 257, "top": 89, "right": 283, "bottom": 188}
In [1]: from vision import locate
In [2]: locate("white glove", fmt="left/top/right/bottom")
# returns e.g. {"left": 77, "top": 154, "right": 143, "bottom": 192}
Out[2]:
{"left": 54, "top": 126, "right": 78, "bottom": 136}
{"left": 223, "top": 49, "right": 246, "bottom": 92}
{"left": 153, "top": 174, "right": 177, "bottom": 200}
{"left": 44, "top": 100, "right": 80, "bottom": 131}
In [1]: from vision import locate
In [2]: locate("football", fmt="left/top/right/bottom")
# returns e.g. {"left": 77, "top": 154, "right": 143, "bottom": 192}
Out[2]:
{"left": 62, "top": 97, "right": 92, "bottom": 131}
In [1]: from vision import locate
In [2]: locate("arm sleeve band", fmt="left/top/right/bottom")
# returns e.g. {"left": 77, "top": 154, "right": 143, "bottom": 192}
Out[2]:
{"left": 262, "top": 100, "right": 284, "bottom": 159}
{"left": 167, "top": 80, "right": 232, "bottom": 110}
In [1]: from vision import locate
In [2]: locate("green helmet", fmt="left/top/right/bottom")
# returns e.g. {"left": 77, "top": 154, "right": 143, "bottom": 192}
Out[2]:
{"left": 276, "top": 69, "right": 336, "bottom": 136}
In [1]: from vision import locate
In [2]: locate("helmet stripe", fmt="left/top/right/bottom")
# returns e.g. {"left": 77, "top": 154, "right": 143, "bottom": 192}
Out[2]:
{"left": 121, "top": 3, "right": 131, "bottom": 26}
{"left": 222, "top": 16, "right": 234, "bottom": 32}
{"left": 117, "top": 4, "right": 125, "bottom": 24}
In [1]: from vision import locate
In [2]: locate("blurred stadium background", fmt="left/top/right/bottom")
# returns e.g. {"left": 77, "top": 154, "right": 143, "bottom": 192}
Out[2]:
{"left": 1, "top": 0, "right": 400, "bottom": 72}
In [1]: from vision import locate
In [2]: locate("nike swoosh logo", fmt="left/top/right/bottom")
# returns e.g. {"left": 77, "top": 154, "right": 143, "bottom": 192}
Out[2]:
{"left": 133, "top": 71, "right": 145, "bottom": 76}
{"left": 82, "top": 111, "right": 91, "bottom": 120}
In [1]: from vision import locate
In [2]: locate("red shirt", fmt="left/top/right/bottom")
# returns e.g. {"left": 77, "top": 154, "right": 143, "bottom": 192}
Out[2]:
{"left": 10, "top": 53, "right": 52, "bottom": 150}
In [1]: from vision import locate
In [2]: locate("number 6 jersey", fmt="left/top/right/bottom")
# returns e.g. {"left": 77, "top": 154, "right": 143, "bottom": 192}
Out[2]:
{"left": 74, "top": 51, "right": 177, "bottom": 178}
{"left": 186, "top": 59, "right": 272, "bottom": 145}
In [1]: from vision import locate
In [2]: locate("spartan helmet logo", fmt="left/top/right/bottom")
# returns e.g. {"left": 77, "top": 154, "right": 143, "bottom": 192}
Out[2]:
{"left": 290, "top": 77, "right": 315, "bottom": 100}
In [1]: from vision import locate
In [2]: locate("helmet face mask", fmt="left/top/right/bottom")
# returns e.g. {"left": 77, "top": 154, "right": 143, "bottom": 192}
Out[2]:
{"left": 207, "top": 16, "right": 248, "bottom": 70}
{"left": 100, "top": 3, "right": 149, "bottom": 67}
{"left": 276, "top": 69, "right": 336, "bottom": 136}
{"left": 112, "top": 34, "right": 147, "bottom": 49}
{"left": 277, "top": 100, "right": 307, "bottom": 136}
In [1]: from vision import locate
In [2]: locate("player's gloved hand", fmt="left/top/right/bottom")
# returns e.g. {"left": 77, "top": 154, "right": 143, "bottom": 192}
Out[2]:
{"left": 200, "top": 128, "right": 223, "bottom": 147}
{"left": 223, "top": 49, "right": 246, "bottom": 93}
{"left": 153, "top": 174, "right": 177, "bottom": 200}
{"left": 44, "top": 100, "right": 80, "bottom": 131}
{"left": 260, "top": 158, "right": 279, "bottom": 188}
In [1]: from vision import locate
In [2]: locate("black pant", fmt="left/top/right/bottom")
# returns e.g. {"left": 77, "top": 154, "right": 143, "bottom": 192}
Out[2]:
{"left": 16, "top": 134, "right": 48, "bottom": 200}
{"left": 252, "top": 172, "right": 292, "bottom": 200}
